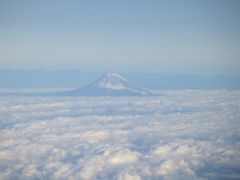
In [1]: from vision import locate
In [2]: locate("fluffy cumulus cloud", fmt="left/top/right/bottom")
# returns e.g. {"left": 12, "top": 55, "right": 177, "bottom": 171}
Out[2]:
{"left": 0, "top": 90, "right": 240, "bottom": 179}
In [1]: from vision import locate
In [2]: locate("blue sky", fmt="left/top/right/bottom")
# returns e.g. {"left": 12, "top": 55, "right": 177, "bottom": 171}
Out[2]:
{"left": 0, "top": 0, "right": 240, "bottom": 75}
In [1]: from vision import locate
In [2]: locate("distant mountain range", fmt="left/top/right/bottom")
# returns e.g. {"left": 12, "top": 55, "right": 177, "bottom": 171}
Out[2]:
{"left": 0, "top": 70, "right": 239, "bottom": 89}
{"left": 61, "top": 73, "right": 154, "bottom": 96}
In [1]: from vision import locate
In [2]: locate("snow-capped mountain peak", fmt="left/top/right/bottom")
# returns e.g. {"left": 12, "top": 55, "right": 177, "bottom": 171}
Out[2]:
{"left": 65, "top": 73, "right": 154, "bottom": 96}
{"left": 92, "top": 73, "right": 129, "bottom": 90}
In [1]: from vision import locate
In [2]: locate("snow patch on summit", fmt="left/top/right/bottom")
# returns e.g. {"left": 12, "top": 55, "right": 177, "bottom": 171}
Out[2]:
{"left": 93, "top": 73, "right": 127, "bottom": 90}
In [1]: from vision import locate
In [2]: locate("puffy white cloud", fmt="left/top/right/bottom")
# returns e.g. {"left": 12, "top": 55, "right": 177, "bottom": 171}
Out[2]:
{"left": 0, "top": 90, "right": 240, "bottom": 179}
{"left": 108, "top": 149, "right": 140, "bottom": 165}
{"left": 117, "top": 172, "right": 142, "bottom": 180}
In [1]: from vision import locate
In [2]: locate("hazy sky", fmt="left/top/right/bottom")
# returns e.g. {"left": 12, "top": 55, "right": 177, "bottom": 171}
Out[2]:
{"left": 0, "top": 0, "right": 240, "bottom": 75}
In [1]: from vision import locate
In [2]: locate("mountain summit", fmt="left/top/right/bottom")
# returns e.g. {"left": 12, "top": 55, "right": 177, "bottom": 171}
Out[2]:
{"left": 91, "top": 73, "right": 130, "bottom": 90}
{"left": 65, "top": 73, "right": 154, "bottom": 96}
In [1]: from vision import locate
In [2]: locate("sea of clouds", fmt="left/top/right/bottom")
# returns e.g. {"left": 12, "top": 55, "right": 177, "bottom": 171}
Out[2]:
{"left": 0, "top": 90, "right": 240, "bottom": 180}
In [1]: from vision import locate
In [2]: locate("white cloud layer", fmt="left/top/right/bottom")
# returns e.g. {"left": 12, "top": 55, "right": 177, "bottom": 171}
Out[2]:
{"left": 0, "top": 90, "right": 240, "bottom": 179}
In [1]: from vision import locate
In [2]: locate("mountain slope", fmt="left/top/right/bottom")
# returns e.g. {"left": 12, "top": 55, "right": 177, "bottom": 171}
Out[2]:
{"left": 64, "top": 73, "right": 154, "bottom": 96}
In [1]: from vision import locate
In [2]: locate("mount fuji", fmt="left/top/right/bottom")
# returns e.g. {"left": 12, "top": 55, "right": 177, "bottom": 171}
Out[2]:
{"left": 63, "top": 73, "right": 154, "bottom": 96}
